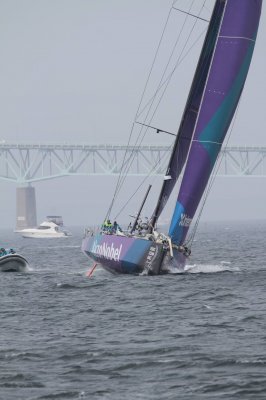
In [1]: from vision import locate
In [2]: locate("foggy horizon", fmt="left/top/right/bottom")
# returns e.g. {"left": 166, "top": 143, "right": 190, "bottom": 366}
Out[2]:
{"left": 0, "top": 0, "right": 266, "bottom": 230}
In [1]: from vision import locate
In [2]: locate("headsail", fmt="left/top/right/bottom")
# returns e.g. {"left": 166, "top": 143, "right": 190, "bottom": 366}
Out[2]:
{"left": 169, "top": 0, "right": 262, "bottom": 245}
{"left": 150, "top": 1, "right": 226, "bottom": 229}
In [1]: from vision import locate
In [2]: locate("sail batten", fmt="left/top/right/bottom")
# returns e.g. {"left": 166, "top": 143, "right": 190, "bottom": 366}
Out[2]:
{"left": 219, "top": 36, "right": 256, "bottom": 42}
{"left": 169, "top": 0, "right": 262, "bottom": 246}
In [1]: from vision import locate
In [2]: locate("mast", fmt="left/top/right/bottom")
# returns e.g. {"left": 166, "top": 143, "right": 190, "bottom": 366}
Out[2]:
{"left": 150, "top": 0, "right": 226, "bottom": 230}
{"left": 168, "top": 0, "right": 262, "bottom": 245}
{"left": 131, "top": 184, "right": 152, "bottom": 234}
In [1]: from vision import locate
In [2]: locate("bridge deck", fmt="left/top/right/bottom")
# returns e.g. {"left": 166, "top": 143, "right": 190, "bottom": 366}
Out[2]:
{"left": 1, "top": 143, "right": 266, "bottom": 183}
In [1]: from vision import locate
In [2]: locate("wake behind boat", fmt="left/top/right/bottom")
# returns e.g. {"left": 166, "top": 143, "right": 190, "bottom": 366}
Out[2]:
{"left": 82, "top": 0, "right": 262, "bottom": 275}
{"left": 0, "top": 248, "right": 29, "bottom": 272}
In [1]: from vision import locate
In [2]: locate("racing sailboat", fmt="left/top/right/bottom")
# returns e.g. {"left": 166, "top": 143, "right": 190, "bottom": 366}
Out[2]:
{"left": 82, "top": 0, "right": 262, "bottom": 275}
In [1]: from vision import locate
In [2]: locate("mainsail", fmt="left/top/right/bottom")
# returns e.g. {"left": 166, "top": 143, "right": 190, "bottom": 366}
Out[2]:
{"left": 150, "top": 1, "right": 226, "bottom": 229}
{"left": 168, "top": 0, "right": 262, "bottom": 245}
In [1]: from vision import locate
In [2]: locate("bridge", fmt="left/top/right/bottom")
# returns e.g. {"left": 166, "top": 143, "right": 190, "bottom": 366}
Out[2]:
{"left": 1, "top": 143, "right": 266, "bottom": 182}
{"left": 1, "top": 143, "right": 266, "bottom": 229}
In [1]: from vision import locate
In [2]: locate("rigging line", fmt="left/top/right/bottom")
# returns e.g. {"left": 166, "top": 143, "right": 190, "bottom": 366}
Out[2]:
{"left": 109, "top": 0, "right": 208, "bottom": 219}
{"left": 105, "top": 123, "right": 150, "bottom": 219}
{"left": 136, "top": 0, "right": 197, "bottom": 121}
{"left": 127, "top": 1, "right": 205, "bottom": 163}
{"left": 108, "top": 107, "right": 167, "bottom": 213}
{"left": 114, "top": 0, "right": 197, "bottom": 189}
{"left": 114, "top": 143, "right": 173, "bottom": 220}
{"left": 188, "top": 83, "right": 242, "bottom": 245}
{"left": 105, "top": 118, "right": 151, "bottom": 219}
{"left": 117, "top": 0, "right": 207, "bottom": 184}
{"left": 135, "top": 2, "right": 174, "bottom": 119}
{"left": 203, "top": 3, "right": 212, "bottom": 14}
{"left": 186, "top": 154, "right": 223, "bottom": 246}
{"left": 110, "top": 1, "right": 208, "bottom": 213}
{"left": 177, "top": 3, "right": 227, "bottom": 242}
{"left": 136, "top": 27, "right": 207, "bottom": 121}
{"left": 186, "top": 96, "right": 243, "bottom": 247}
{"left": 172, "top": 7, "right": 209, "bottom": 23}
{"left": 104, "top": 122, "right": 135, "bottom": 220}
{"left": 104, "top": 2, "right": 175, "bottom": 220}
{"left": 113, "top": 128, "right": 174, "bottom": 216}
{"left": 185, "top": 151, "right": 224, "bottom": 246}
{"left": 109, "top": 2, "right": 177, "bottom": 192}
{"left": 136, "top": 1, "right": 208, "bottom": 139}
{"left": 121, "top": 0, "right": 182, "bottom": 161}
{"left": 135, "top": 122, "right": 176, "bottom": 136}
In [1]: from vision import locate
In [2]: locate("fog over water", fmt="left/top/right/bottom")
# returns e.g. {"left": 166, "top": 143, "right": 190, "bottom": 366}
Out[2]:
{"left": 0, "top": 1, "right": 265, "bottom": 229}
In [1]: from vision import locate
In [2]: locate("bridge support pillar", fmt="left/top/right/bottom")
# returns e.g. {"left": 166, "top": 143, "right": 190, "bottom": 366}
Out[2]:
{"left": 16, "top": 186, "right": 37, "bottom": 230}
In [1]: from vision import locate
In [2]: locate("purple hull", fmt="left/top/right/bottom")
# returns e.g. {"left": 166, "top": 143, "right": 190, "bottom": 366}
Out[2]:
{"left": 82, "top": 233, "right": 186, "bottom": 275}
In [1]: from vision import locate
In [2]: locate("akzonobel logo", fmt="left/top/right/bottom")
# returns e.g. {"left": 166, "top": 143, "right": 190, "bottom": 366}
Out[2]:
{"left": 179, "top": 213, "right": 192, "bottom": 227}
{"left": 92, "top": 241, "right": 122, "bottom": 261}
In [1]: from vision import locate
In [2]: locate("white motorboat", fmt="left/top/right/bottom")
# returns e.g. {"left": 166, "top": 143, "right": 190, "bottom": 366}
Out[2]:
{"left": 19, "top": 221, "right": 72, "bottom": 239}
{"left": 0, "top": 248, "right": 29, "bottom": 272}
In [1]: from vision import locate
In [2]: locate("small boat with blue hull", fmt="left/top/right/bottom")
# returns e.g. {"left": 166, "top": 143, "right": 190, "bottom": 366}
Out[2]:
{"left": 0, "top": 248, "right": 29, "bottom": 272}
{"left": 82, "top": 0, "right": 262, "bottom": 275}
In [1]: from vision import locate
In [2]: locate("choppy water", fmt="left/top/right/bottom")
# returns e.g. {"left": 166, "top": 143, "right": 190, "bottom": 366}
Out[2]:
{"left": 1, "top": 221, "right": 266, "bottom": 400}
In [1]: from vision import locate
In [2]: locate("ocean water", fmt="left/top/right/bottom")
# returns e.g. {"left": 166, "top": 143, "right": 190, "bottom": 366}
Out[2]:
{"left": 1, "top": 221, "right": 266, "bottom": 400}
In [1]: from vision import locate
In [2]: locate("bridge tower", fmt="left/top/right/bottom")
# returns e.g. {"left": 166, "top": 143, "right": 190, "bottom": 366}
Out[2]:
{"left": 16, "top": 185, "right": 37, "bottom": 230}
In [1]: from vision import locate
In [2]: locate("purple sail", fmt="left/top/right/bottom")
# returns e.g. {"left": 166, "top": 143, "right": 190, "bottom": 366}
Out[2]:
{"left": 169, "top": 0, "right": 262, "bottom": 245}
{"left": 151, "top": 1, "right": 226, "bottom": 228}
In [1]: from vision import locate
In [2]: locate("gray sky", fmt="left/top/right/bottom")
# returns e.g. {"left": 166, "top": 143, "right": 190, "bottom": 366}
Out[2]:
{"left": 0, "top": 0, "right": 266, "bottom": 229}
